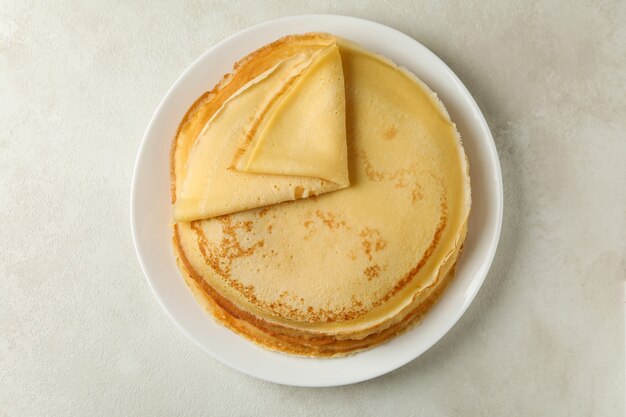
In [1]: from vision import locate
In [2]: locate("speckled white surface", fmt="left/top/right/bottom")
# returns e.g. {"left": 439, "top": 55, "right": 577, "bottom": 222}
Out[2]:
{"left": 1, "top": 1, "right": 625, "bottom": 416}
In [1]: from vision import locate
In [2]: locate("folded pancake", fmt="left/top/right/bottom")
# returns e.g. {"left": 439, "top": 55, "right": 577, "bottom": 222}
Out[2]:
{"left": 234, "top": 44, "right": 349, "bottom": 186}
{"left": 173, "top": 37, "right": 348, "bottom": 222}
{"left": 171, "top": 34, "right": 471, "bottom": 356}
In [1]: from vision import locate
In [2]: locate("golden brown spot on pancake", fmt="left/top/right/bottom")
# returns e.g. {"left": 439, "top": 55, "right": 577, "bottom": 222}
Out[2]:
{"left": 360, "top": 150, "right": 424, "bottom": 204}
{"left": 294, "top": 185, "right": 305, "bottom": 199}
{"left": 364, "top": 264, "right": 382, "bottom": 280}
{"left": 258, "top": 207, "right": 271, "bottom": 217}
{"left": 393, "top": 175, "right": 407, "bottom": 188}
{"left": 351, "top": 297, "right": 363, "bottom": 308}
{"left": 411, "top": 183, "right": 424, "bottom": 202}
{"left": 191, "top": 223, "right": 258, "bottom": 303}
{"left": 360, "top": 151, "right": 385, "bottom": 181}
{"left": 389, "top": 166, "right": 415, "bottom": 186}
{"left": 191, "top": 217, "right": 264, "bottom": 280}
{"left": 383, "top": 126, "right": 397, "bottom": 140}
{"left": 303, "top": 210, "right": 350, "bottom": 241}
{"left": 315, "top": 210, "right": 349, "bottom": 229}
{"left": 359, "top": 228, "right": 387, "bottom": 261}
{"left": 268, "top": 291, "right": 314, "bottom": 320}
{"left": 303, "top": 220, "right": 315, "bottom": 240}
{"left": 267, "top": 224, "right": 273, "bottom": 234}
{"left": 238, "top": 219, "right": 254, "bottom": 233}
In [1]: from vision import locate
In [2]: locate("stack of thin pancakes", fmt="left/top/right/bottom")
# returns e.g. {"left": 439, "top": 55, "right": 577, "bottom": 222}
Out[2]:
{"left": 171, "top": 33, "right": 471, "bottom": 357}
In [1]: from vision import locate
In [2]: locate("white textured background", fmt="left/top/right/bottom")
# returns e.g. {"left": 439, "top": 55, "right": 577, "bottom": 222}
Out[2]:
{"left": 1, "top": 1, "right": 625, "bottom": 416}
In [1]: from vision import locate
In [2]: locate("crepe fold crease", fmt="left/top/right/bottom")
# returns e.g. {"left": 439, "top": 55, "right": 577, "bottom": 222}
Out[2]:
{"left": 170, "top": 33, "right": 471, "bottom": 357}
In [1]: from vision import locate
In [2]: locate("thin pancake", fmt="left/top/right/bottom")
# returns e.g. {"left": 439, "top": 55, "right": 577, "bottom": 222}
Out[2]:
{"left": 235, "top": 44, "right": 349, "bottom": 186}
{"left": 173, "top": 39, "right": 348, "bottom": 222}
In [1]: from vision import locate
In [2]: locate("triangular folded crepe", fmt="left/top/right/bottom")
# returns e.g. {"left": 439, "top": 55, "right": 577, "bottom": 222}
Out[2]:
{"left": 234, "top": 44, "right": 348, "bottom": 186}
{"left": 173, "top": 39, "right": 348, "bottom": 222}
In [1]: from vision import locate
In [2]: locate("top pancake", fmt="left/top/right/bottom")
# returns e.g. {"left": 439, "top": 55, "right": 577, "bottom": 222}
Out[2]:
{"left": 173, "top": 36, "right": 349, "bottom": 222}
{"left": 235, "top": 44, "right": 348, "bottom": 185}
{"left": 171, "top": 34, "right": 470, "bottom": 337}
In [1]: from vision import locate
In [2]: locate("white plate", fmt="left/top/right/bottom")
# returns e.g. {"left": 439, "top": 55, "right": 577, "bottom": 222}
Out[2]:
{"left": 131, "top": 15, "right": 503, "bottom": 387}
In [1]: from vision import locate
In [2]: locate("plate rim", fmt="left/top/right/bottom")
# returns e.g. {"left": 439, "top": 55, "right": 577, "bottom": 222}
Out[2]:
{"left": 131, "top": 14, "right": 503, "bottom": 387}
